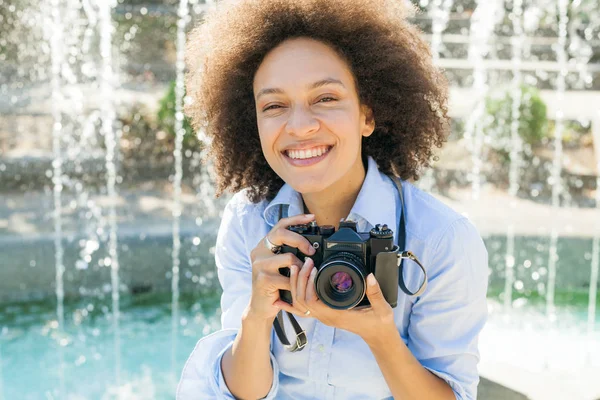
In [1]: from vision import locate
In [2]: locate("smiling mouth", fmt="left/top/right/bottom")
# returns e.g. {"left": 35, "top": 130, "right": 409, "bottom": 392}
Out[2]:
{"left": 283, "top": 145, "right": 333, "bottom": 160}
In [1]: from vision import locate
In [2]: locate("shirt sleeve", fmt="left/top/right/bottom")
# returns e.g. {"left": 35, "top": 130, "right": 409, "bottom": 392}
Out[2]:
{"left": 407, "top": 217, "right": 489, "bottom": 400}
{"left": 214, "top": 339, "right": 281, "bottom": 399}
{"left": 212, "top": 196, "right": 280, "bottom": 398}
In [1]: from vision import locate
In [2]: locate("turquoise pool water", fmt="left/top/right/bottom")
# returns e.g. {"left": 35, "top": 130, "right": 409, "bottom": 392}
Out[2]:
{"left": 0, "top": 293, "right": 222, "bottom": 400}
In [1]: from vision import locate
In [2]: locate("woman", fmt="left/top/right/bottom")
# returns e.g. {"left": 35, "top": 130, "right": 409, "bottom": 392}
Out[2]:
{"left": 178, "top": 0, "right": 488, "bottom": 399}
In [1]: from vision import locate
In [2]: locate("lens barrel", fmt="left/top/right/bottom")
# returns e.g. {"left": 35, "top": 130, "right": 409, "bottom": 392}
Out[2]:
{"left": 315, "top": 252, "right": 367, "bottom": 310}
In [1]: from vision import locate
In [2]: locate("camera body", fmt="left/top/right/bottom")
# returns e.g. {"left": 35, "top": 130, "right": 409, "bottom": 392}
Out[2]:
{"left": 279, "top": 219, "right": 401, "bottom": 310}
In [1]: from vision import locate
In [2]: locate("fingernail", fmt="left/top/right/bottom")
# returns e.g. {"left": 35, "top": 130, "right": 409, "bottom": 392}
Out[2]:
{"left": 290, "top": 265, "right": 297, "bottom": 275}
{"left": 305, "top": 214, "right": 315, "bottom": 219}
{"left": 310, "top": 267, "right": 317, "bottom": 277}
{"left": 304, "top": 257, "right": 312, "bottom": 266}
{"left": 367, "top": 273, "right": 377, "bottom": 286}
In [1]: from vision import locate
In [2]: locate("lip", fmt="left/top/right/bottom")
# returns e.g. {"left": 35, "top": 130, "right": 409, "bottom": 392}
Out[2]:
{"left": 282, "top": 145, "right": 333, "bottom": 167}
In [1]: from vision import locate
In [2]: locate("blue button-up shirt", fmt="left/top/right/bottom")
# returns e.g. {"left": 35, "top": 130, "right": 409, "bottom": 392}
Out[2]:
{"left": 177, "top": 156, "right": 489, "bottom": 400}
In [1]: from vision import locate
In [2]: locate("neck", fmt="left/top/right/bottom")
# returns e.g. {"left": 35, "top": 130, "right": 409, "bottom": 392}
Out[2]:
{"left": 301, "top": 156, "right": 367, "bottom": 229}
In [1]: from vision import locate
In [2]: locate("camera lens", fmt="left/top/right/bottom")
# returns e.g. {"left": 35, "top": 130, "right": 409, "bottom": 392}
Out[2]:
{"left": 330, "top": 271, "right": 353, "bottom": 293}
{"left": 315, "top": 251, "right": 367, "bottom": 310}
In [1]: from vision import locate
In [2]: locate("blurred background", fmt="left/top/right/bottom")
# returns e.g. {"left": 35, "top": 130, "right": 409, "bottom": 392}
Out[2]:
{"left": 0, "top": 0, "right": 599, "bottom": 398}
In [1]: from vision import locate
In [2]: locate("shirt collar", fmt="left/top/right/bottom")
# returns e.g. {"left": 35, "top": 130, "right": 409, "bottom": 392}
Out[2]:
{"left": 263, "top": 182, "right": 305, "bottom": 227}
{"left": 263, "top": 156, "right": 397, "bottom": 229}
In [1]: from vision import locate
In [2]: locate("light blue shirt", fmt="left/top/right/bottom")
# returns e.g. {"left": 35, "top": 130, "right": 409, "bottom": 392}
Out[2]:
{"left": 177, "top": 156, "right": 489, "bottom": 400}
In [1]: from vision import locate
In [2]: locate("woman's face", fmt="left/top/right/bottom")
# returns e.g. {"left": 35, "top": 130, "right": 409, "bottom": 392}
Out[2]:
{"left": 253, "top": 37, "right": 375, "bottom": 195}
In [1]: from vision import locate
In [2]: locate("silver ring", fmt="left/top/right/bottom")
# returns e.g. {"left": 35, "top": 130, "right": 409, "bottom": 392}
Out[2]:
{"left": 264, "top": 235, "right": 281, "bottom": 254}
{"left": 304, "top": 309, "right": 311, "bottom": 316}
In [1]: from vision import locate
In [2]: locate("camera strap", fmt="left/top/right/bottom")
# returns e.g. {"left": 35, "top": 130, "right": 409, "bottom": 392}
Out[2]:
{"left": 390, "top": 176, "right": 417, "bottom": 297}
{"left": 273, "top": 204, "right": 308, "bottom": 352}
{"left": 272, "top": 175, "right": 411, "bottom": 352}
{"left": 273, "top": 305, "right": 308, "bottom": 352}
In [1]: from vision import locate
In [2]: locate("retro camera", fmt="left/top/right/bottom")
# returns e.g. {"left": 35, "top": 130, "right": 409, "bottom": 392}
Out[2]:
{"left": 279, "top": 219, "right": 410, "bottom": 310}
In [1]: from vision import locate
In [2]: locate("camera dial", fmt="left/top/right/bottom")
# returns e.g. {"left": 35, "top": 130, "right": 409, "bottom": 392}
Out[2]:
{"left": 369, "top": 224, "right": 393, "bottom": 239}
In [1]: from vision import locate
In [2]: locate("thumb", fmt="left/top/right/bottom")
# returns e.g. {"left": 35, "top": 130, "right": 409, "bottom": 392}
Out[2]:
{"left": 365, "top": 273, "right": 385, "bottom": 306}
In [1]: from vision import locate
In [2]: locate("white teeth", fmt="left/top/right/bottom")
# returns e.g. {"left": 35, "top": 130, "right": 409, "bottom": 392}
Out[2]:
{"left": 286, "top": 146, "right": 330, "bottom": 160}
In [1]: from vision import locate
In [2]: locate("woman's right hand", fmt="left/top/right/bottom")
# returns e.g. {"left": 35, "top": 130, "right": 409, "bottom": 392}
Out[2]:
{"left": 245, "top": 213, "right": 317, "bottom": 322}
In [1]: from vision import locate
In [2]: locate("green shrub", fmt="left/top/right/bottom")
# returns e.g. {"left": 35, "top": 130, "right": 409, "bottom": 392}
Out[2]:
{"left": 485, "top": 84, "right": 548, "bottom": 151}
{"left": 157, "top": 81, "right": 199, "bottom": 149}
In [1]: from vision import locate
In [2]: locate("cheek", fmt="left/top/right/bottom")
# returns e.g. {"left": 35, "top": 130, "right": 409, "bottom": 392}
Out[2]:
{"left": 323, "top": 110, "right": 361, "bottom": 138}
{"left": 258, "top": 116, "right": 287, "bottom": 142}
{"left": 257, "top": 126, "right": 280, "bottom": 160}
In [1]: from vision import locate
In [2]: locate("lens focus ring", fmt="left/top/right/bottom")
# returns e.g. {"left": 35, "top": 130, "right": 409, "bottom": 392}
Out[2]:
{"left": 316, "top": 251, "right": 368, "bottom": 310}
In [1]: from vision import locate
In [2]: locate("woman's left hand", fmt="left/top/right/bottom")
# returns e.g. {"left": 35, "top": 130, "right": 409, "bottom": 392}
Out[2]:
{"left": 273, "top": 257, "right": 397, "bottom": 343}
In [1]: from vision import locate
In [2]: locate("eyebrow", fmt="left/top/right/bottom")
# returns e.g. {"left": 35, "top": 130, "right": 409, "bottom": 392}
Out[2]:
{"left": 256, "top": 78, "right": 346, "bottom": 100}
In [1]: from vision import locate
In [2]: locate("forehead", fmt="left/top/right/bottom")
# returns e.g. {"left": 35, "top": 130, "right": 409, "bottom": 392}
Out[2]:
{"left": 253, "top": 37, "right": 355, "bottom": 93}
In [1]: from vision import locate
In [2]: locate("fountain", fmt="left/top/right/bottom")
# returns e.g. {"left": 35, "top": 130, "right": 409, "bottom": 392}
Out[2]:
{"left": 0, "top": 0, "right": 599, "bottom": 399}
{"left": 463, "top": 0, "right": 504, "bottom": 201}
{"left": 502, "top": 0, "right": 524, "bottom": 314}
{"left": 47, "top": 0, "right": 67, "bottom": 397}
{"left": 418, "top": 0, "right": 454, "bottom": 193}
{"left": 544, "top": 0, "right": 568, "bottom": 321}
{"left": 170, "top": 0, "right": 189, "bottom": 386}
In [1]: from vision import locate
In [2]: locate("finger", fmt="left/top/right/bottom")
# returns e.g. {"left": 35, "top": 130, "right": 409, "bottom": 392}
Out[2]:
{"left": 296, "top": 257, "right": 314, "bottom": 304}
{"left": 273, "top": 299, "right": 307, "bottom": 317}
{"left": 269, "top": 227, "right": 317, "bottom": 256}
{"left": 274, "top": 213, "right": 315, "bottom": 231}
{"left": 253, "top": 252, "right": 303, "bottom": 276}
{"left": 289, "top": 264, "right": 299, "bottom": 308}
{"left": 291, "top": 261, "right": 309, "bottom": 312}
{"left": 262, "top": 252, "right": 304, "bottom": 274}
{"left": 365, "top": 273, "right": 386, "bottom": 308}
{"left": 257, "top": 272, "right": 292, "bottom": 292}
{"left": 306, "top": 264, "right": 318, "bottom": 303}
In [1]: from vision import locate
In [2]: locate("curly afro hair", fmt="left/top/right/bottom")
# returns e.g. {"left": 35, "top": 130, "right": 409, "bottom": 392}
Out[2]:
{"left": 185, "top": 0, "right": 450, "bottom": 203}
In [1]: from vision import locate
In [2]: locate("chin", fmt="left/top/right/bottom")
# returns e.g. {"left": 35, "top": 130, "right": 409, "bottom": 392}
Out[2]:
{"left": 287, "top": 177, "right": 332, "bottom": 195}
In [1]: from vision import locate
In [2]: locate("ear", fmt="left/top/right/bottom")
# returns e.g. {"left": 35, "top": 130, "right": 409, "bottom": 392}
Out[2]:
{"left": 360, "top": 105, "right": 376, "bottom": 138}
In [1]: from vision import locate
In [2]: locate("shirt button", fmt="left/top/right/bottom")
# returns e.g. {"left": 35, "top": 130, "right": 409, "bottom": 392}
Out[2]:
{"left": 317, "top": 344, "right": 325, "bottom": 353}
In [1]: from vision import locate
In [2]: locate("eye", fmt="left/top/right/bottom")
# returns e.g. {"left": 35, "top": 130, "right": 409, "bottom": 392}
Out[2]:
{"left": 263, "top": 104, "right": 283, "bottom": 112}
{"left": 317, "top": 97, "right": 337, "bottom": 103}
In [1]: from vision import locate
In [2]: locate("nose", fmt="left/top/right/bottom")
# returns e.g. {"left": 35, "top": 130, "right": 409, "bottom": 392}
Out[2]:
{"left": 285, "top": 104, "right": 319, "bottom": 137}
